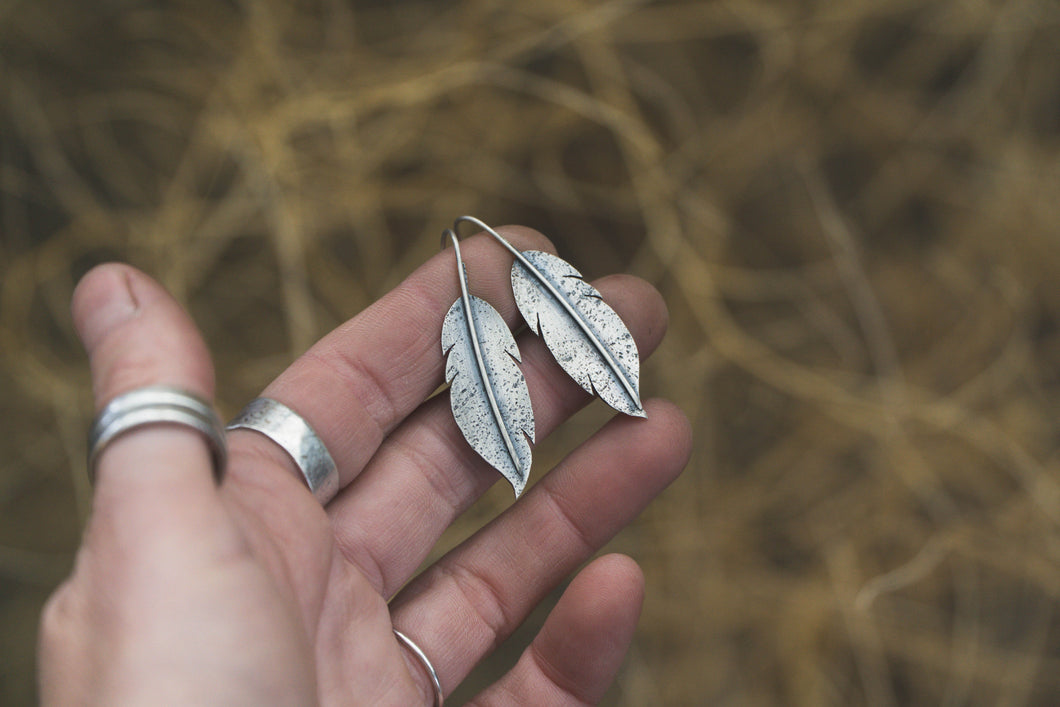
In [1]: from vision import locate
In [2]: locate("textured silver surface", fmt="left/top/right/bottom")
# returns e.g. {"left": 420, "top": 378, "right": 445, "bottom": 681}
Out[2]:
{"left": 450, "top": 216, "right": 645, "bottom": 418}
{"left": 227, "top": 397, "right": 340, "bottom": 504}
{"left": 511, "top": 249, "right": 645, "bottom": 417}
{"left": 442, "top": 235, "right": 535, "bottom": 498}
{"left": 88, "top": 385, "right": 227, "bottom": 483}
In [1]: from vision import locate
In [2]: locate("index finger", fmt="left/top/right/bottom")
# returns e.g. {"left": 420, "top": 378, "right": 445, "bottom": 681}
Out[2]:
{"left": 224, "top": 226, "right": 556, "bottom": 498}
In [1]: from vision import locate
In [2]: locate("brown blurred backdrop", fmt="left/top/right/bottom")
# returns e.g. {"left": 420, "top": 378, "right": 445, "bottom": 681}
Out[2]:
{"left": 3, "top": 0, "right": 1060, "bottom": 704}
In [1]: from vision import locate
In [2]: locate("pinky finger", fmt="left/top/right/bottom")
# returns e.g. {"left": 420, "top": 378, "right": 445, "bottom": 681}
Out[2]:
{"left": 469, "top": 554, "right": 645, "bottom": 707}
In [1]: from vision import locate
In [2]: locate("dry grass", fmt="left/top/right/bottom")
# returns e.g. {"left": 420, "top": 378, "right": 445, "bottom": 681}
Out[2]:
{"left": 3, "top": 0, "right": 1060, "bottom": 704}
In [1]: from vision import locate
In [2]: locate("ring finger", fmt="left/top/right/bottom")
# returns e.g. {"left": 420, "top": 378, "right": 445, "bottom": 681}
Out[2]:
{"left": 389, "top": 398, "right": 692, "bottom": 696}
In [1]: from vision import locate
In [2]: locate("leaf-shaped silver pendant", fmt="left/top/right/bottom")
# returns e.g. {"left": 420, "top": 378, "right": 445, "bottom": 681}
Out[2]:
{"left": 449, "top": 216, "right": 645, "bottom": 418}
{"left": 441, "top": 235, "right": 535, "bottom": 497}
{"left": 510, "top": 250, "right": 645, "bottom": 417}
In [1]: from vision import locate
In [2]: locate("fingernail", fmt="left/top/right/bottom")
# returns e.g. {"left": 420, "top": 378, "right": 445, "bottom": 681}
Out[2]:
{"left": 73, "top": 265, "right": 142, "bottom": 352}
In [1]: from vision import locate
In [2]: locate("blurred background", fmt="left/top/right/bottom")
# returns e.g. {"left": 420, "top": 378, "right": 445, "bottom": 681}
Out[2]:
{"left": 3, "top": 0, "right": 1060, "bottom": 704}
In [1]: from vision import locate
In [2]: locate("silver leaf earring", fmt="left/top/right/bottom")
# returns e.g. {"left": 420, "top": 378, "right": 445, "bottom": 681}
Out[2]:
{"left": 441, "top": 229, "right": 535, "bottom": 498}
{"left": 451, "top": 216, "right": 645, "bottom": 418}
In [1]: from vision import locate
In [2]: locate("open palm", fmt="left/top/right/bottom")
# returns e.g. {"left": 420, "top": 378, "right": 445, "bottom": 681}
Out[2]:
{"left": 39, "top": 226, "right": 691, "bottom": 706}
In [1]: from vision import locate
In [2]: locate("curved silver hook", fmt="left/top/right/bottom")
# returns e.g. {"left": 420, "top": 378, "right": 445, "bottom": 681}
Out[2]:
{"left": 444, "top": 228, "right": 471, "bottom": 305}
{"left": 441, "top": 220, "right": 527, "bottom": 482}
{"left": 449, "top": 215, "right": 523, "bottom": 261}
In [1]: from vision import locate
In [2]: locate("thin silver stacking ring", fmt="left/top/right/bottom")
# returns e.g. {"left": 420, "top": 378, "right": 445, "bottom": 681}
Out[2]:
{"left": 87, "top": 385, "right": 227, "bottom": 483}
{"left": 394, "top": 629, "right": 444, "bottom": 707}
{"left": 226, "top": 397, "right": 340, "bottom": 504}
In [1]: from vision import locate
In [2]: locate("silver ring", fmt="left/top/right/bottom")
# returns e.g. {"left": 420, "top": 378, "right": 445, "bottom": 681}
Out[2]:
{"left": 226, "top": 398, "right": 340, "bottom": 504}
{"left": 394, "top": 629, "right": 444, "bottom": 707}
{"left": 88, "top": 385, "right": 227, "bottom": 484}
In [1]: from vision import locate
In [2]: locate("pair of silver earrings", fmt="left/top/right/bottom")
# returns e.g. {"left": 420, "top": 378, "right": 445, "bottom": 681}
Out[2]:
{"left": 440, "top": 215, "right": 645, "bottom": 498}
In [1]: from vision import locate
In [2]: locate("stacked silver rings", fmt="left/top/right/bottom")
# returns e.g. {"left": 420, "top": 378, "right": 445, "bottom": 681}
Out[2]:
{"left": 88, "top": 386, "right": 227, "bottom": 483}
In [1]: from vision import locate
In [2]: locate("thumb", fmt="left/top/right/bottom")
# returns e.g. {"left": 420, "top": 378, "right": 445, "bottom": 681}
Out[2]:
{"left": 73, "top": 263, "right": 227, "bottom": 542}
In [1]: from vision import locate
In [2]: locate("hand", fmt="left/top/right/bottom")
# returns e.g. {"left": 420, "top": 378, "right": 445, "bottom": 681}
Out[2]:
{"left": 38, "top": 227, "right": 692, "bottom": 706}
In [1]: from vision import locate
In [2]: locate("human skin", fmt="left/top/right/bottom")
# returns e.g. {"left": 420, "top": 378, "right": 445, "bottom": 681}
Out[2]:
{"left": 38, "top": 226, "right": 693, "bottom": 706}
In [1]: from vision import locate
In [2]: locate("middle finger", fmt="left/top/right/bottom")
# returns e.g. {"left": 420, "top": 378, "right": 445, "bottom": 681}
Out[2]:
{"left": 327, "top": 274, "right": 669, "bottom": 597}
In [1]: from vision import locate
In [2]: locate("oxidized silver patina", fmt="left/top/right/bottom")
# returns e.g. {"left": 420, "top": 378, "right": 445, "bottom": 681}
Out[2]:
{"left": 453, "top": 215, "right": 645, "bottom": 418}
{"left": 441, "top": 231, "right": 535, "bottom": 497}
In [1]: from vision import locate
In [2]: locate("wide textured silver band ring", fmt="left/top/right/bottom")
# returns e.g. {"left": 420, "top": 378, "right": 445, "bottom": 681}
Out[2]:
{"left": 88, "top": 385, "right": 227, "bottom": 484}
{"left": 394, "top": 629, "right": 444, "bottom": 707}
{"left": 226, "top": 398, "right": 340, "bottom": 504}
